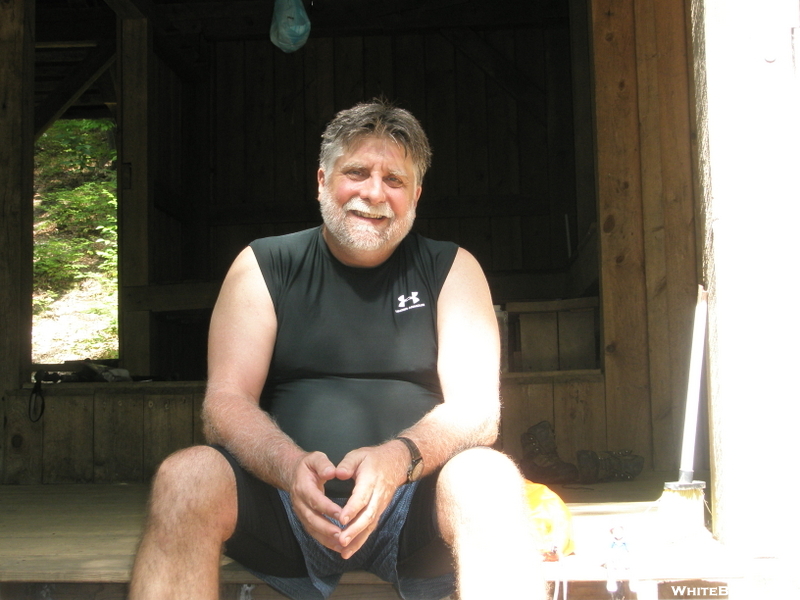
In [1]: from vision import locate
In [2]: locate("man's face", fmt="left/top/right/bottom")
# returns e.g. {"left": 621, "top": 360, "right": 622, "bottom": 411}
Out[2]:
{"left": 318, "top": 136, "right": 421, "bottom": 257}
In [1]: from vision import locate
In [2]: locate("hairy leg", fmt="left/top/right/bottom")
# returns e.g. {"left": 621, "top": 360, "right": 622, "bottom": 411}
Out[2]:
{"left": 436, "top": 447, "right": 545, "bottom": 600}
{"left": 129, "top": 446, "right": 238, "bottom": 600}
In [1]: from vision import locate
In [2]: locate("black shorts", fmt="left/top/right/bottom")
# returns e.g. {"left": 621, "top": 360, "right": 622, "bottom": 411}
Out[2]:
{"left": 212, "top": 445, "right": 454, "bottom": 579}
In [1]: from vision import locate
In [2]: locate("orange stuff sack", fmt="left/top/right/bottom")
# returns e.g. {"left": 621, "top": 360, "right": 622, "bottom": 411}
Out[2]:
{"left": 524, "top": 479, "right": 574, "bottom": 559}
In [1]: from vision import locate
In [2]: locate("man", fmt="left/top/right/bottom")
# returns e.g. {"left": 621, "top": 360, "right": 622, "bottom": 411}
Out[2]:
{"left": 130, "top": 100, "right": 543, "bottom": 600}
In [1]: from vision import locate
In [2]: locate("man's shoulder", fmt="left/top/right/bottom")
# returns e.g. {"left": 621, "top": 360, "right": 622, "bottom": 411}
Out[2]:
{"left": 250, "top": 226, "right": 321, "bottom": 257}
{"left": 403, "top": 231, "right": 459, "bottom": 256}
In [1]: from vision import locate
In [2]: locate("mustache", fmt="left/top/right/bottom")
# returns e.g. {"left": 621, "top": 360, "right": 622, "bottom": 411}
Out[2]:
{"left": 342, "top": 197, "right": 394, "bottom": 219}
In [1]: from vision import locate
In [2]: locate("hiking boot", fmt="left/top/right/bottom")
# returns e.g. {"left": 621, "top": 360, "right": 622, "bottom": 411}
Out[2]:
{"left": 520, "top": 421, "right": 578, "bottom": 484}
{"left": 577, "top": 449, "right": 644, "bottom": 484}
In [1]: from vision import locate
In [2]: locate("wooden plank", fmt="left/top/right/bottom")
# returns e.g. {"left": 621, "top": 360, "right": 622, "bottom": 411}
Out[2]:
{"left": 0, "top": 0, "right": 35, "bottom": 414}
{"left": 507, "top": 297, "right": 599, "bottom": 314}
{"left": 272, "top": 47, "right": 306, "bottom": 209}
{"left": 552, "top": 378, "right": 607, "bottom": 465}
{"left": 304, "top": 36, "right": 336, "bottom": 203}
{"left": 590, "top": 0, "right": 652, "bottom": 462}
{"left": 568, "top": 0, "right": 598, "bottom": 241}
{"left": 392, "top": 34, "right": 426, "bottom": 129}
{"left": 42, "top": 395, "right": 94, "bottom": 484}
{"left": 518, "top": 312, "right": 559, "bottom": 372}
{"left": 334, "top": 35, "right": 365, "bottom": 110}
{"left": 120, "top": 281, "right": 221, "bottom": 312}
{"left": 491, "top": 216, "right": 524, "bottom": 271}
{"left": 499, "top": 381, "right": 554, "bottom": 463}
{"left": 514, "top": 28, "right": 550, "bottom": 267}
{"left": 143, "top": 394, "right": 194, "bottom": 480}
{"left": 454, "top": 42, "right": 488, "bottom": 196}
{"left": 1, "top": 394, "right": 43, "bottom": 484}
{"left": 119, "top": 310, "right": 152, "bottom": 378}
{"left": 650, "top": 0, "right": 699, "bottom": 471}
{"left": 558, "top": 307, "right": 598, "bottom": 370}
{"left": 545, "top": 25, "right": 576, "bottom": 268}
{"left": 363, "top": 34, "right": 395, "bottom": 102}
{"left": 634, "top": 0, "right": 676, "bottom": 474}
{"left": 483, "top": 30, "right": 520, "bottom": 197}
{"left": 214, "top": 40, "right": 246, "bottom": 206}
{"left": 423, "top": 32, "right": 457, "bottom": 201}
{"left": 118, "top": 18, "right": 155, "bottom": 377}
{"left": 94, "top": 393, "right": 144, "bottom": 483}
{"left": 458, "top": 217, "right": 491, "bottom": 268}
{"left": 242, "top": 40, "right": 276, "bottom": 206}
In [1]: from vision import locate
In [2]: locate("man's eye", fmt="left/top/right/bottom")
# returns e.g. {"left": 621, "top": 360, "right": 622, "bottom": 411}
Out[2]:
{"left": 386, "top": 177, "right": 404, "bottom": 187}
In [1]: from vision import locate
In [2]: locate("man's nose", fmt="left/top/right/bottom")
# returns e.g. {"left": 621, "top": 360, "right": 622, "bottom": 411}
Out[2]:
{"left": 359, "top": 173, "right": 386, "bottom": 204}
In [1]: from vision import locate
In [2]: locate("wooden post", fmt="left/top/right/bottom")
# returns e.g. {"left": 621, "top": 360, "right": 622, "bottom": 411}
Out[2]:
{"left": 590, "top": 0, "right": 653, "bottom": 460}
{"left": 117, "top": 17, "right": 155, "bottom": 376}
{"left": 693, "top": 0, "right": 800, "bottom": 567}
{"left": 0, "top": 0, "right": 35, "bottom": 475}
{"left": 633, "top": 0, "right": 699, "bottom": 471}
{"left": 591, "top": 0, "right": 699, "bottom": 469}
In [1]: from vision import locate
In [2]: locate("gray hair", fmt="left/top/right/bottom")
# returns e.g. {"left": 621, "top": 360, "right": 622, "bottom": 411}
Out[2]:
{"left": 319, "top": 99, "right": 432, "bottom": 183}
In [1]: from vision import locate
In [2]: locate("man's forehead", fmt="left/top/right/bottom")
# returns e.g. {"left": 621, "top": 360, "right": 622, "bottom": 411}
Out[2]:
{"left": 337, "top": 136, "right": 413, "bottom": 174}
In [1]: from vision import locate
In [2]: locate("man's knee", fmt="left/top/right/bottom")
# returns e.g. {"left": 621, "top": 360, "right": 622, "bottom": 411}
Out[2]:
{"left": 148, "top": 446, "right": 237, "bottom": 534}
{"left": 436, "top": 447, "right": 524, "bottom": 540}
{"left": 439, "top": 446, "right": 522, "bottom": 493}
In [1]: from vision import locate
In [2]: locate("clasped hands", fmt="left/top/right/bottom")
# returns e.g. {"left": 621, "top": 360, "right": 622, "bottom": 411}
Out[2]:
{"left": 288, "top": 442, "right": 407, "bottom": 559}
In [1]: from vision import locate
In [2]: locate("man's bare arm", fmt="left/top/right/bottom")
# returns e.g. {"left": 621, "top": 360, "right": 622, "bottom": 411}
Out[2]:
{"left": 202, "top": 247, "right": 346, "bottom": 548}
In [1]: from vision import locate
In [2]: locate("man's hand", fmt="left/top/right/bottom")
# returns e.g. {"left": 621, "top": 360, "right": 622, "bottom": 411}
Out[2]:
{"left": 288, "top": 451, "right": 349, "bottom": 553}
{"left": 332, "top": 442, "right": 407, "bottom": 559}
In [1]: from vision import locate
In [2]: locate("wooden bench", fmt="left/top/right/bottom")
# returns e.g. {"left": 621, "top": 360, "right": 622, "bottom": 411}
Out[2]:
{"left": 0, "top": 472, "right": 745, "bottom": 600}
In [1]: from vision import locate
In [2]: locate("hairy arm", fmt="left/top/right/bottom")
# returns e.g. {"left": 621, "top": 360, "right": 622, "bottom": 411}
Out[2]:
{"left": 336, "top": 247, "right": 500, "bottom": 553}
{"left": 202, "top": 247, "right": 346, "bottom": 549}
{"left": 398, "top": 246, "right": 501, "bottom": 465}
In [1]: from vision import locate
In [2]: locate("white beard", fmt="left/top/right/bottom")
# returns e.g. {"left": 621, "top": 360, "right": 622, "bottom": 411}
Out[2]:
{"left": 319, "top": 187, "right": 416, "bottom": 252}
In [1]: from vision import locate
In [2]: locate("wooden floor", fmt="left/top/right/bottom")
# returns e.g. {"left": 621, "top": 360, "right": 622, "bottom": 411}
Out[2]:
{"left": 0, "top": 470, "right": 750, "bottom": 599}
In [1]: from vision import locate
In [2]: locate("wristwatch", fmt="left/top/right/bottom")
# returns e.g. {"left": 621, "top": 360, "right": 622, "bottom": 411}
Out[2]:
{"left": 396, "top": 436, "right": 424, "bottom": 483}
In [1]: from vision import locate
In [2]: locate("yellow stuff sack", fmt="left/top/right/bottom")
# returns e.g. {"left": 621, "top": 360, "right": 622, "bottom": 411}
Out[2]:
{"left": 524, "top": 479, "right": 574, "bottom": 559}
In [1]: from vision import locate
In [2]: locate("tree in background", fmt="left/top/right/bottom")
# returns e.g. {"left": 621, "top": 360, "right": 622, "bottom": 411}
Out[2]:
{"left": 33, "top": 119, "right": 119, "bottom": 362}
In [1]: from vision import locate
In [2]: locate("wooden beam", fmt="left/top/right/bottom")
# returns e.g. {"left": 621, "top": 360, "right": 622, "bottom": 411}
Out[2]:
{"left": 634, "top": 0, "right": 698, "bottom": 471}
{"left": 104, "top": 0, "right": 199, "bottom": 82}
{"left": 117, "top": 17, "right": 154, "bottom": 376}
{"left": 0, "top": 0, "right": 35, "bottom": 396}
{"left": 172, "top": 0, "right": 569, "bottom": 40}
{"left": 590, "top": 0, "right": 653, "bottom": 463}
{"left": 120, "top": 282, "right": 221, "bottom": 312}
{"left": 34, "top": 41, "right": 116, "bottom": 140}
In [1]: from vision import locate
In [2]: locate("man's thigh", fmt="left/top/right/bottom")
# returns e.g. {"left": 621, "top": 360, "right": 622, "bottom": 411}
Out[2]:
{"left": 211, "top": 445, "right": 309, "bottom": 577}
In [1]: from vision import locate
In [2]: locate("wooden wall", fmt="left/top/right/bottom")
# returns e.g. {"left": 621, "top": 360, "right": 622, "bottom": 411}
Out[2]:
{"left": 1, "top": 383, "right": 205, "bottom": 485}
{"left": 591, "top": 0, "right": 701, "bottom": 471}
{"left": 203, "top": 27, "right": 590, "bottom": 285}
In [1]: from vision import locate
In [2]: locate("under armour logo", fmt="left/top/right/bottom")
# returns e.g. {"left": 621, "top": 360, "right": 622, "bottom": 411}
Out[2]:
{"left": 397, "top": 292, "right": 420, "bottom": 308}
{"left": 396, "top": 291, "right": 425, "bottom": 313}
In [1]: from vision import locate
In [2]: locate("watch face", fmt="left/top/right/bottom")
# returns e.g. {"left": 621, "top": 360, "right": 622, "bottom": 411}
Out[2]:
{"left": 409, "top": 459, "right": 424, "bottom": 482}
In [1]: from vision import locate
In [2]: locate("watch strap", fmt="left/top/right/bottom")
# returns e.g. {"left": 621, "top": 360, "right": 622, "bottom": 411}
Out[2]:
{"left": 396, "top": 436, "right": 423, "bottom": 483}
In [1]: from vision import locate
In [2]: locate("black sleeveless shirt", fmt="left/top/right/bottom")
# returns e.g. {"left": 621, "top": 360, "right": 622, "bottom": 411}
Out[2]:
{"left": 250, "top": 227, "right": 458, "bottom": 496}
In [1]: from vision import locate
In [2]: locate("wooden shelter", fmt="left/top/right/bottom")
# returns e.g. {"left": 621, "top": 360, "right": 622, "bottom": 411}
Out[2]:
{"left": 3, "top": 0, "right": 799, "bottom": 597}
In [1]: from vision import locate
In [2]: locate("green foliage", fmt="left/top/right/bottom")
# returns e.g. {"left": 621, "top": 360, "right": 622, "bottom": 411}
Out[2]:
{"left": 35, "top": 118, "right": 116, "bottom": 193}
{"left": 34, "top": 120, "right": 118, "bottom": 297}
{"left": 33, "top": 119, "right": 119, "bottom": 361}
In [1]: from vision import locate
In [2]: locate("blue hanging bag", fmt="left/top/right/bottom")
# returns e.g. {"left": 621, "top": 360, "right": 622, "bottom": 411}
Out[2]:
{"left": 270, "top": 0, "right": 311, "bottom": 53}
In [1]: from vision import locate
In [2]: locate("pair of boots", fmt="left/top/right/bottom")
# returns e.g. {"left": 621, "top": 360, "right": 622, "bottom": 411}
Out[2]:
{"left": 520, "top": 421, "right": 644, "bottom": 485}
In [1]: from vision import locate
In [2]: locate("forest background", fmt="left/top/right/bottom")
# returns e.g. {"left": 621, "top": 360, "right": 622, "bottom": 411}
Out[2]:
{"left": 32, "top": 119, "right": 119, "bottom": 364}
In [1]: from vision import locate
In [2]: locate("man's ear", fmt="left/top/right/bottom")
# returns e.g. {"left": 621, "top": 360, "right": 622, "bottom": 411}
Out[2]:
{"left": 317, "top": 168, "right": 326, "bottom": 197}
{"left": 413, "top": 185, "right": 422, "bottom": 207}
